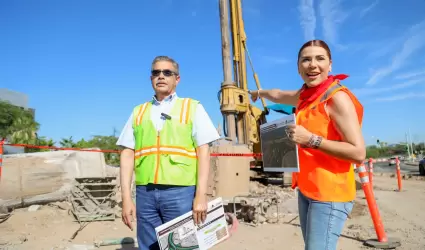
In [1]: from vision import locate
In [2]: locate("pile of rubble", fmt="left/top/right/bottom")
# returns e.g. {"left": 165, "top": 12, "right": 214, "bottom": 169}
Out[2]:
{"left": 230, "top": 181, "right": 299, "bottom": 225}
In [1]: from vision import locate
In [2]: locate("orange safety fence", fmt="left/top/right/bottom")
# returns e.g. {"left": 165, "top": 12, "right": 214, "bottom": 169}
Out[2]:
{"left": 367, "top": 157, "right": 405, "bottom": 194}
{"left": 1, "top": 143, "right": 263, "bottom": 157}
{"left": 0, "top": 142, "right": 262, "bottom": 181}
{"left": 4, "top": 143, "right": 121, "bottom": 153}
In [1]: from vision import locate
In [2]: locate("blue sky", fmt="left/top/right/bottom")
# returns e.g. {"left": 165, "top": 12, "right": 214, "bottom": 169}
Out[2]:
{"left": 1, "top": 0, "right": 423, "bottom": 146}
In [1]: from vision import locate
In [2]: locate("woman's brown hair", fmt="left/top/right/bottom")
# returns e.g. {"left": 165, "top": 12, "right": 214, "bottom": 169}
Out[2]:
{"left": 297, "top": 40, "right": 332, "bottom": 62}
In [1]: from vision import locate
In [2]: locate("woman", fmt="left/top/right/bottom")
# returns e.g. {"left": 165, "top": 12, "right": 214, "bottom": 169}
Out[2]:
{"left": 249, "top": 39, "right": 365, "bottom": 250}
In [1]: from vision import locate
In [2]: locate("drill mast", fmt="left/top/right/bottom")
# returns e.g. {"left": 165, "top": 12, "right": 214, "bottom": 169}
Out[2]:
{"left": 218, "top": 0, "right": 267, "bottom": 151}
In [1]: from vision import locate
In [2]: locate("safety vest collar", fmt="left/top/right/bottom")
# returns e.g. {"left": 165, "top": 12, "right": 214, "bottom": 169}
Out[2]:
{"left": 151, "top": 92, "right": 178, "bottom": 105}
{"left": 134, "top": 97, "right": 194, "bottom": 127}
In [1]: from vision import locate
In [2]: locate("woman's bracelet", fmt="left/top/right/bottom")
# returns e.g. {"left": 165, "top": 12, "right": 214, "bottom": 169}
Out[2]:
{"left": 307, "top": 134, "right": 323, "bottom": 149}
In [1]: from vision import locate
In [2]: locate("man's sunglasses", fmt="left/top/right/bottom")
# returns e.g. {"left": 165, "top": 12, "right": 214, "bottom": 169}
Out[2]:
{"left": 151, "top": 69, "right": 177, "bottom": 77}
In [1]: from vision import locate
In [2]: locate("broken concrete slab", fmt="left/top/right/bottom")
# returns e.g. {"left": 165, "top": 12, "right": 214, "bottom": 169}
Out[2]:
{"left": 0, "top": 149, "right": 107, "bottom": 209}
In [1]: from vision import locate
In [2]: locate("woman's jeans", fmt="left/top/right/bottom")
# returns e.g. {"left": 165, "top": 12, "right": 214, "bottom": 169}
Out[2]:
{"left": 297, "top": 189, "right": 354, "bottom": 250}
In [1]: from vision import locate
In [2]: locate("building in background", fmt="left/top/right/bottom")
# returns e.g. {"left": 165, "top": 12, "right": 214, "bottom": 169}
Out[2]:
{"left": 0, "top": 88, "right": 35, "bottom": 154}
{"left": 0, "top": 88, "right": 35, "bottom": 116}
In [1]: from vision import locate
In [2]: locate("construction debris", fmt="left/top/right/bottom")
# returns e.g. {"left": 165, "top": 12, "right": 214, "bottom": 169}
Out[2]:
{"left": 70, "top": 177, "right": 118, "bottom": 222}
{"left": 0, "top": 150, "right": 109, "bottom": 211}
{"left": 230, "top": 181, "right": 298, "bottom": 226}
{"left": 94, "top": 237, "right": 138, "bottom": 247}
{"left": 0, "top": 174, "right": 424, "bottom": 249}
{"left": 0, "top": 212, "right": 12, "bottom": 224}
{"left": 69, "top": 177, "right": 118, "bottom": 240}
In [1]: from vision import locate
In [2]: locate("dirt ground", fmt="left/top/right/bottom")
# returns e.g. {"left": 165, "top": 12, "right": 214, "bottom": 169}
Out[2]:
{"left": 1, "top": 174, "right": 424, "bottom": 250}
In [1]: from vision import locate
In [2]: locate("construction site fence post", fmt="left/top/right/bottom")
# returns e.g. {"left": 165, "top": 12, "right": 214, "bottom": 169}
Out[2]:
{"left": 395, "top": 156, "right": 402, "bottom": 192}
{"left": 368, "top": 158, "right": 374, "bottom": 188}
{"left": 357, "top": 163, "right": 401, "bottom": 248}
{"left": 0, "top": 139, "right": 3, "bottom": 182}
{"left": 357, "top": 164, "right": 387, "bottom": 242}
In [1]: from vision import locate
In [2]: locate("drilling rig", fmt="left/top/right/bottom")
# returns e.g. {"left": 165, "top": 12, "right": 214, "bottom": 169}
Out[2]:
{"left": 218, "top": 0, "right": 268, "bottom": 149}
{"left": 207, "top": 0, "right": 295, "bottom": 206}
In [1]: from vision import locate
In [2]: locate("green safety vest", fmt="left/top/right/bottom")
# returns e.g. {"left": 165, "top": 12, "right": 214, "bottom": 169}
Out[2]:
{"left": 132, "top": 97, "right": 199, "bottom": 186}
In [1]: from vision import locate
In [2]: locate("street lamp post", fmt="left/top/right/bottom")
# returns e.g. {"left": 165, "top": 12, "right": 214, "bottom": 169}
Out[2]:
{"left": 404, "top": 133, "right": 412, "bottom": 162}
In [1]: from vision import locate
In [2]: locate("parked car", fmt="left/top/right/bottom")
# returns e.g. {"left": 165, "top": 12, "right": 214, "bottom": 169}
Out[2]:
{"left": 388, "top": 157, "right": 396, "bottom": 166}
{"left": 419, "top": 157, "right": 425, "bottom": 176}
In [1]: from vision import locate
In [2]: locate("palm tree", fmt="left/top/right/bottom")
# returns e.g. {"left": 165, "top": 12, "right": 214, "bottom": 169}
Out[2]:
{"left": 60, "top": 136, "right": 76, "bottom": 148}
{"left": 9, "top": 113, "right": 40, "bottom": 144}
{"left": 0, "top": 100, "right": 39, "bottom": 144}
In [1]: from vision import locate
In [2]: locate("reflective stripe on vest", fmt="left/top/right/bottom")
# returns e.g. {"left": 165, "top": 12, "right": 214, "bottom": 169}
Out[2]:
{"left": 292, "top": 80, "right": 364, "bottom": 202}
{"left": 320, "top": 82, "right": 342, "bottom": 102}
{"left": 135, "top": 145, "right": 197, "bottom": 159}
{"left": 179, "top": 98, "right": 192, "bottom": 124}
{"left": 134, "top": 102, "right": 149, "bottom": 127}
{"left": 132, "top": 97, "right": 199, "bottom": 186}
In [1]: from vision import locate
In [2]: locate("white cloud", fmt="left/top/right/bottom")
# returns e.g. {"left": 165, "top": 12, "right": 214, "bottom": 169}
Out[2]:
{"left": 395, "top": 69, "right": 425, "bottom": 80}
{"left": 359, "top": 0, "right": 379, "bottom": 18}
{"left": 298, "top": 0, "right": 316, "bottom": 41}
{"left": 375, "top": 92, "right": 425, "bottom": 102}
{"left": 366, "top": 36, "right": 405, "bottom": 60}
{"left": 353, "top": 79, "right": 423, "bottom": 97}
{"left": 319, "top": 0, "right": 349, "bottom": 48}
{"left": 365, "top": 19, "right": 425, "bottom": 85}
{"left": 410, "top": 19, "right": 425, "bottom": 33}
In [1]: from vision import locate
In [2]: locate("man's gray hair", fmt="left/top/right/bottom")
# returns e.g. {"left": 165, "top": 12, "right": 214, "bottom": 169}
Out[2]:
{"left": 151, "top": 56, "right": 180, "bottom": 75}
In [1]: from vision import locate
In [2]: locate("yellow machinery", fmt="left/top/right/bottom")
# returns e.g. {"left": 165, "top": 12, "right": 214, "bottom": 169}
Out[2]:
{"left": 206, "top": 1, "right": 294, "bottom": 224}
{"left": 207, "top": 0, "right": 273, "bottom": 203}
{"left": 218, "top": 0, "right": 268, "bottom": 157}
{"left": 208, "top": 0, "right": 295, "bottom": 206}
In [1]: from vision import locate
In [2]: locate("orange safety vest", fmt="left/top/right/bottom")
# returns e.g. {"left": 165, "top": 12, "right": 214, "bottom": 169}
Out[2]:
{"left": 291, "top": 80, "right": 364, "bottom": 202}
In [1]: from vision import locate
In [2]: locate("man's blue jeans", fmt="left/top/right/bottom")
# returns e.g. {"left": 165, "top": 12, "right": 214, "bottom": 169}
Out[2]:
{"left": 135, "top": 184, "right": 195, "bottom": 250}
{"left": 298, "top": 189, "right": 354, "bottom": 250}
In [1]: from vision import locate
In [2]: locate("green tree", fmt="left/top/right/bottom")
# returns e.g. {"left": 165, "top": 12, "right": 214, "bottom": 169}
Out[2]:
{"left": 412, "top": 143, "right": 424, "bottom": 154}
{"left": 75, "top": 138, "right": 91, "bottom": 148}
{"left": 366, "top": 145, "right": 380, "bottom": 158}
{"left": 59, "top": 136, "right": 77, "bottom": 148}
{"left": 0, "top": 100, "right": 39, "bottom": 144}
{"left": 85, "top": 135, "right": 120, "bottom": 166}
{"left": 366, "top": 142, "right": 414, "bottom": 159}
{"left": 26, "top": 135, "right": 56, "bottom": 153}
{"left": 65, "top": 135, "right": 121, "bottom": 166}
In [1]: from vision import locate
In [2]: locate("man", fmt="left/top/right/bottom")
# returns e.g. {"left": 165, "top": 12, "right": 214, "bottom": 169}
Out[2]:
{"left": 116, "top": 56, "right": 220, "bottom": 250}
